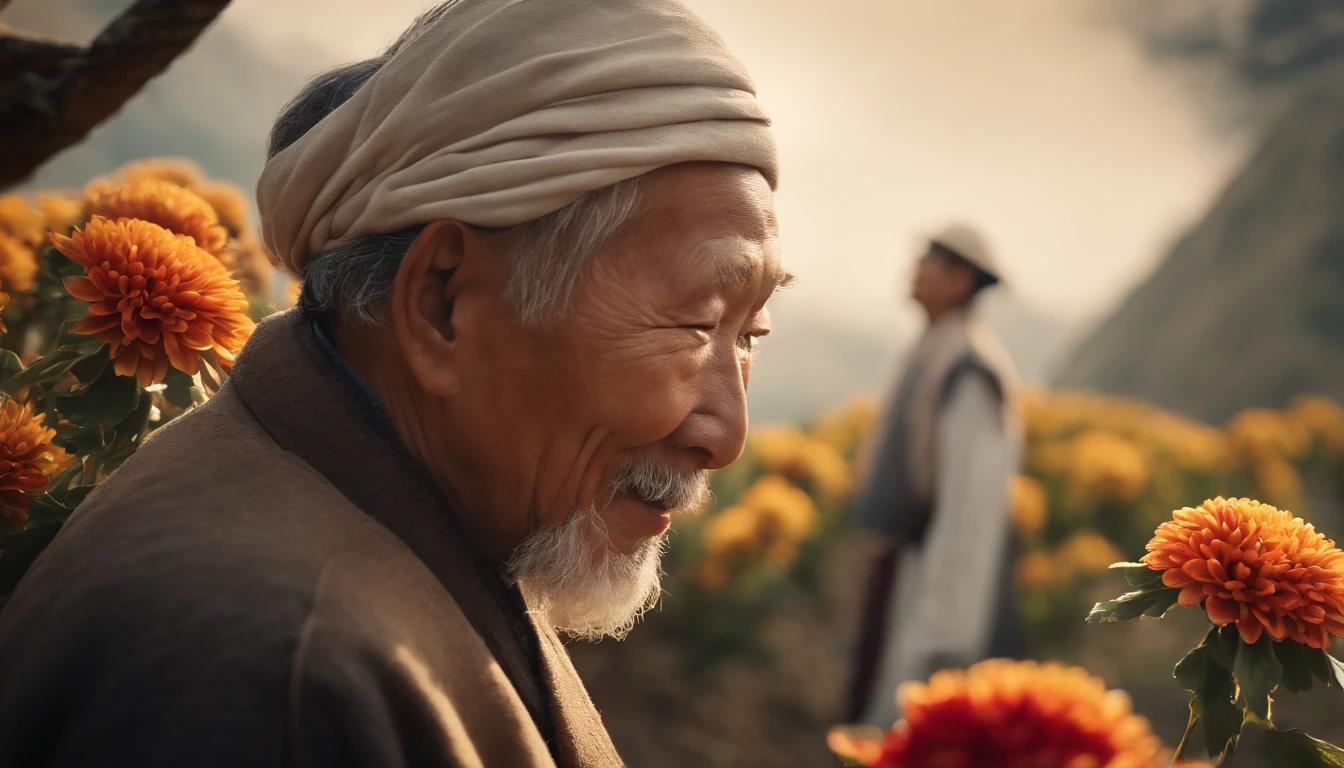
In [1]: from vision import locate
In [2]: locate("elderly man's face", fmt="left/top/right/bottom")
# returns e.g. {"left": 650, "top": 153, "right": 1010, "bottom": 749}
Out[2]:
{"left": 391, "top": 163, "right": 782, "bottom": 633}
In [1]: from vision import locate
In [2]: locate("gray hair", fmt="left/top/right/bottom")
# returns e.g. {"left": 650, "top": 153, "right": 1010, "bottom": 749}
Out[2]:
{"left": 267, "top": 3, "right": 642, "bottom": 325}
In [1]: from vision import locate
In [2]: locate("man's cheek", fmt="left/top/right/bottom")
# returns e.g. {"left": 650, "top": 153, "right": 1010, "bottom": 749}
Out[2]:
{"left": 604, "top": 377, "right": 693, "bottom": 445}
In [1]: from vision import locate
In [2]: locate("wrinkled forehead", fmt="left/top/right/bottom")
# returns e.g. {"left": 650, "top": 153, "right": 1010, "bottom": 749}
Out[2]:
{"left": 634, "top": 164, "right": 778, "bottom": 244}
{"left": 623, "top": 165, "right": 785, "bottom": 294}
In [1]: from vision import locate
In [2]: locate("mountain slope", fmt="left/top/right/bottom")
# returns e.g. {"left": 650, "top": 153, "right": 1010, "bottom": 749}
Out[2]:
{"left": 1056, "top": 80, "right": 1344, "bottom": 423}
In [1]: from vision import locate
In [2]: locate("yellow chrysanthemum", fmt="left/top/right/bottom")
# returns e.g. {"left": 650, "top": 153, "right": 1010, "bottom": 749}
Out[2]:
{"left": 1226, "top": 408, "right": 1311, "bottom": 463}
{"left": 1058, "top": 530, "right": 1126, "bottom": 574}
{"left": 749, "top": 425, "right": 852, "bottom": 500}
{"left": 867, "top": 660, "right": 1160, "bottom": 768}
{"left": 51, "top": 216, "right": 254, "bottom": 386}
{"left": 1064, "top": 430, "right": 1149, "bottom": 506}
{"left": 87, "top": 180, "right": 229, "bottom": 255}
{"left": 1146, "top": 416, "right": 1232, "bottom": 474}
{"left": 1010, "top": 474, "right": 1047, "bottom": 535}
{"left": 1253, "top": 458, "right": 1301, "bottom": 506}
{"left": 193, "top": 181, "right": 251, "bottom": 236}
{"left": 1144, "top": 497, "right": 1344, "bottom": 649}
{"left": 0, "top": 233, "right": 39, "bottom": 292}
{"left": 699, "top": 475, "right": 818, "bottom": 572}
{"left": 701, "top": 504, "right": 761, "bottom": 559}
{"left": 0, "top": 195, "right": 44, "bottom": 247}
{"left": 36, "top": 193, "right": 88, "bottom": 236}
{"left": 738, "top": 474, "right": 818, "bottom": 542}
{"left": 1289, "top": 394, "right": 1344, "bottom": 455}
{"left": 812, "top": 394, "right": 880, "bottom": 459}
{"left": 0, "top": 400, "right": 73, "bottom": 529}
{"left": 1016, "top": 550, "right": 1056, "bottom": 590}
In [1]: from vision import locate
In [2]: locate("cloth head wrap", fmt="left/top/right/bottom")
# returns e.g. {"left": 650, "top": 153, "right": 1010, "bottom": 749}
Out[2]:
{"left": 257, "top": 0, "right": 778, "bottom": 276}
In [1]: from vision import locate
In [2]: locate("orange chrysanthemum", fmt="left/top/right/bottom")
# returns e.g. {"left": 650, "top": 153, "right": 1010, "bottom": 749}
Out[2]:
{"left": 0, "top": 399, "right": 72, "bottom": 529}
{"left": 51, "top": 216, "right": 254, "bottom": 386}
{"left": 217, "top": 232, "right": 276, "bottom": 297}
{"left": 871, "top": 660, "right": 1160, "bottom": 768}
{"left": 0, "top": 284, "right": 9, "bottom": 335}
{"left": 1143, "top": 497, "right": 1344, "bottom": 649}
{"left": 87, "top": 180, "right": 229, "bottom": 255}
{"left": 113, "top": 157, "right": 204, "bottom": 188}
{"left": 193, "top": 181, "right": 251, "bottom": 236}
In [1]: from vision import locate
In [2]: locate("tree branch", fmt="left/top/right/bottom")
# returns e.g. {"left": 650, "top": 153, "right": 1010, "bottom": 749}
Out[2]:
{"left": 0, "top": 0, "right": 233, "bottom": 189}
{"left": 0, "top": 28, "right": 85, "bottom": 81}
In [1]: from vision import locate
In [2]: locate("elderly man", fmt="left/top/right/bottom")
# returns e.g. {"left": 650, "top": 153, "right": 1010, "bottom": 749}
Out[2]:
{"left": 844, "top": 225, "right": 1021, "bottom": 729}
{"left": 0, "top": 2, "right": 784, "bottom": 766}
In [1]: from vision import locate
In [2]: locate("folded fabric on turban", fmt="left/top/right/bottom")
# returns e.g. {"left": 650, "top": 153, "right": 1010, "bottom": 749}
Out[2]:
{"left": 257, "top": 0, "right": 779, "bottom": 276}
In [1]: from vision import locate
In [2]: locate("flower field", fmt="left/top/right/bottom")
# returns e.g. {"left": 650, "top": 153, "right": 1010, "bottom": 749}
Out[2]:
{"left": 599, "top": 384, "right": 1344, "bottom": 765}
{"left": 653, "top": 387, "right": 1344, "bottom": 668}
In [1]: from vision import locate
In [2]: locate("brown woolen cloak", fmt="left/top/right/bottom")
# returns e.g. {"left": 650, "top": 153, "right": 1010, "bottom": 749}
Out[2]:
{"left": 0, "top": 309, "right": 624, "bottom": 767}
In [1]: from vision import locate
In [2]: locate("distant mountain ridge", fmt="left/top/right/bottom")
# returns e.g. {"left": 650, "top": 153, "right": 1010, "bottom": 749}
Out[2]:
{"left": 1056, "top": 79, "right": 1344, "bottom": 423}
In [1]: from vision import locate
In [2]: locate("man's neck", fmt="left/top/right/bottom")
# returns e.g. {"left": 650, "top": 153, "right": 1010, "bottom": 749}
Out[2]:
{"left": 923, "top": 301, "right": 968, "bottom": 327}
{"left": 324, "top": 316, "right": 519, "bottom": 568}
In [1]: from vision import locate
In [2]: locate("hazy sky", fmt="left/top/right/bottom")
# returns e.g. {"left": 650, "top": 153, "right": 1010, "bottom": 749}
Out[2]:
{"left": 15, "top": 0, "right": 1256, "bottom": 333}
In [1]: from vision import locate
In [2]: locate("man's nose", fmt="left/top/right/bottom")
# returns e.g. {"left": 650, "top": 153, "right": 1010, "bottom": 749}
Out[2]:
{"left": 669, "top": 347, "right": 749, "bottom": 470}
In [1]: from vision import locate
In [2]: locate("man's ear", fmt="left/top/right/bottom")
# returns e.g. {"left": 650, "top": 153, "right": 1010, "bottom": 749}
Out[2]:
{"left": 389, "top": 219, "right": 471, "bottom": 397}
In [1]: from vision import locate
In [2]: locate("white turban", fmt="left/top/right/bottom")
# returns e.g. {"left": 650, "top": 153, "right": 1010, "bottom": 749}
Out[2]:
{"left": 256, "top": 0, "right": 778, "bottom": 276}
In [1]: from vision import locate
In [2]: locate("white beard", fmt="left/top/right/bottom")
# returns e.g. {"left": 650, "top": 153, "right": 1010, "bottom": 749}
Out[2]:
{"left": 507, "top": 505, "right": 667, "bottom": 641}
{"left": 506, "top": 456, "right": 709, "bottom": 641}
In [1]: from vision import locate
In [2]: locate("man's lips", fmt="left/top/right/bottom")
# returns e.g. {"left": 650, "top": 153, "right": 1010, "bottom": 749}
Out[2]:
{"left": 614, "top": 490, "right": 674, "bottom": 535}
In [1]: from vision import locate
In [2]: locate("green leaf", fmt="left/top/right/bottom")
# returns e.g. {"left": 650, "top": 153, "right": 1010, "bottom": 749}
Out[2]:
{"left": 1324, "top": 653, "right": 1344, "bottom": 692}
{"left": 69, "top": 349, "right": 108, "bottom": 384}
{"left": 1234, "top": 632, "right": 1283, "bottom": 721}
{"left": 1260, "top": 728, "right": 1344, "bottom": 767}
{"left": 1086, "top": 585, "right": 1181, "bottom": 623}
{"left": 1114, "top": 563, "right": 1165, "bottom": 589}
{"left": 161, "top": 366, "right": 195, "bottom": 409}
{"left": 1276, "top": 640, "right": 1317, "bottom": 693}
{"left": 25, "top": 494, "right": 71, "bottom": 526}
{"left": 61, "top": 485, "right": 95, "bottom": 509}
{"left": 1174, "top": 631, "right": 1243, "bottom": 759}
{"left": 60, "top": 426, "right": 106, "bottom": 455}
{"left": 0, "top": 348, "right": 84, "bottom": 396}
{"left": 0, "top": 350, "right": 23, "bottom": 386}
{"left": 41, "top": 246, "right": 83, "bottom": 279}
{"left": 55, "top": 360, "right": 139, "bottom": 427}
{"left": 47, "top": 463, "right": 82, "bottom": 495}
{"left": 1213, "top": 624, "right": 1240, "bottom": 669}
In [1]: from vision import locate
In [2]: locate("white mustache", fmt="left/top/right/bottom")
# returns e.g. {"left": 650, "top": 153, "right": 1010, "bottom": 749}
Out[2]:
{"left": 610, "top": 457, "right": 711, "bottom": 512}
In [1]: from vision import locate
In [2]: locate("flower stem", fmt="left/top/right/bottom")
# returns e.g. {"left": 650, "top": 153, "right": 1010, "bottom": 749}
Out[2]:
{"left": 1171, "top": 708, "right": 1197, "bottom": 766}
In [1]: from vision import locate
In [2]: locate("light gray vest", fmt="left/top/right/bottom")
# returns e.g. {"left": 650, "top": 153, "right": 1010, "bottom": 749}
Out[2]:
{"left": 851, "top": 308, "right": 1020, "bottom": 539}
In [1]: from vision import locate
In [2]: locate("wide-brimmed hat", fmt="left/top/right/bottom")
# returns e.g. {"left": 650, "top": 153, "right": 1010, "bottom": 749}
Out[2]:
{"left": 926, "top": 223, "right": 1003, "bottom": 284}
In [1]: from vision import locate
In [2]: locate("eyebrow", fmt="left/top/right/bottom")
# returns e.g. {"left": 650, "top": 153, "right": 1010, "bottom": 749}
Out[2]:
{"left": 709, "top": 254, "right": 795, "bottom": 295}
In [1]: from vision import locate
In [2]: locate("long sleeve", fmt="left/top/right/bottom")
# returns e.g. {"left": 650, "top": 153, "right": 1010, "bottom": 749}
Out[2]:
{"left": 909, "top": 371, "right": 1012, "bottom": 667}
{"left": 861, "top": 370, "right": 1014, "bottom": 729}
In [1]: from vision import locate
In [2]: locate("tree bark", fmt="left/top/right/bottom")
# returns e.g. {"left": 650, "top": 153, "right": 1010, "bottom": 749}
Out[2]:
{"left": 0, "top": 29, "right": 84, "bottom": 81}
{"left": 0, "top": 0, "right": 233, "bottom": 189}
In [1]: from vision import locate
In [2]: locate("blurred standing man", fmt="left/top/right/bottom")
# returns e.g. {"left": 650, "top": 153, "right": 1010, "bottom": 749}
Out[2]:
{"left": 845, "top": 224, "right": 1022, "bottom": 729}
